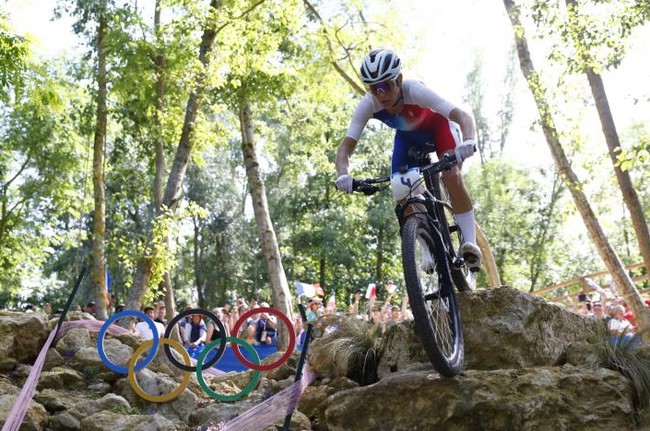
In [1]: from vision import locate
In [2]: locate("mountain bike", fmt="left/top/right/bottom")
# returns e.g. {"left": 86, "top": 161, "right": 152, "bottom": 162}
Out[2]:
{"left": 352, "top": 151, "right": 475, "bottom": 377}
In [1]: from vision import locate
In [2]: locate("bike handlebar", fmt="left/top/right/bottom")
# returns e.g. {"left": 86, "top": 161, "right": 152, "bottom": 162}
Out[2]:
{"left": 350, "top": 153, "right": 459, "bottom": 196}
{"left": 352, "top": 177, "right": 390, "bottom": 195}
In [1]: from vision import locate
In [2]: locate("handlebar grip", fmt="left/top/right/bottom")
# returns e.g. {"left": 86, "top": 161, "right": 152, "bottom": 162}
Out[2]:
{"left": 352, "top": 180, "right": 380, "bottom": 195}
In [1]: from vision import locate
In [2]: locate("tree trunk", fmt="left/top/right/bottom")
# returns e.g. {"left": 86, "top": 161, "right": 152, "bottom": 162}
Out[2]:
{"left": 152, "top": 0, "right": 177, "bottom": 322}
{"left": 586, "top": 71, "right": 650, "bottom": 271}
{"left": 126, "top": 0, "right": 219, "bottom": 311}
{"left": 193, "top": 217, "right": 206, "bottom": 309}
{"left": 564, "top": 0, "right": 650, "bottom": 284}
{"left": 91, "top": 0, "right": 108, "bottom": 320}
{"left": 503, "top": 0, "right": 650, "bottom": 341}
{"left": 239, "top": 100, "right": 293, "bottom": 351}
{"left": 476, "top": 224, "right": 501, "bottom": 288}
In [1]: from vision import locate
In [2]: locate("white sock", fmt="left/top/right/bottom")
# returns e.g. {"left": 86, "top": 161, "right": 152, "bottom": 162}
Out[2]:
{"left": 454, "top": 209, "right": 476, "bottom": 245}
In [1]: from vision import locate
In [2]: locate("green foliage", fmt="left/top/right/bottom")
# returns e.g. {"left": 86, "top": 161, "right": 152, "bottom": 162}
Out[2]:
{"left": 531, "top": 0, "right": 648, "bottom": 73}
{"left": 615, "top": 139, "right": 650, "bottom": 171}
{"left": 4, "top": 0, "right": 648, "bottom": 311}
{"left": 467, "top": 159, "right": 576, "bottom": 290}
{"left": 0, "top": 14, "right": 28, "bottom": 101}
{"left": 0, "top": 61, "right": 90, "bottom": 301}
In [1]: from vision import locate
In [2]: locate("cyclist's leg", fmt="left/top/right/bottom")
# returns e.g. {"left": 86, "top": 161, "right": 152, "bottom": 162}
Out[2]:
{"left": 431, "top": 116, "right": 481, "bottom": 268}
{"left": 391, "top": 130, "right": 434, "bottom": 173}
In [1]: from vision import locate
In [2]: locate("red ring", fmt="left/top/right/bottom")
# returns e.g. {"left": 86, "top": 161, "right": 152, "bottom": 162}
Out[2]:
{"left": 231, "top": 307, "right": 296, "bottom": 371}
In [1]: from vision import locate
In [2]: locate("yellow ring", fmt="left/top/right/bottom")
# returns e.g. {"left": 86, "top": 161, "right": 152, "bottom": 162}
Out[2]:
{"left": 127, "top": 338, "right": 191, "bottom": 403}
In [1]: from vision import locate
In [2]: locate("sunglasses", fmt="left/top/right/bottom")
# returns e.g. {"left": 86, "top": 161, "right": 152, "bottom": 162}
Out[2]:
{"left": 366, "top": 78, "right": 396, "bottom": 95}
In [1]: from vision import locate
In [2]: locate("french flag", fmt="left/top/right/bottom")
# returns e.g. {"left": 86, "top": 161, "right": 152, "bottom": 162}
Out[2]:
{"left": 365, "top": 283, "right": 376, "bottom": 299}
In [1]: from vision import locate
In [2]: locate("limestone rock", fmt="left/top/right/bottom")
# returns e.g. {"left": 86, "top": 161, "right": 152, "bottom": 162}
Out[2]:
{"left": 0, "top": 311, "right": 48, "bottom": 363}
{"left": 79, "top": 410, "right": 185, "bottom": 431}
{"left": 0, "top": 394, "right": 48, "bottom": 431}
{"left": 49, "top": 411, "right": 81, "bottom": 431}
{"left": 36, "top": 366, "right": 86, "bottom": 390}
{"left": 323, "top": 366, "right": 635, "bottom": 431}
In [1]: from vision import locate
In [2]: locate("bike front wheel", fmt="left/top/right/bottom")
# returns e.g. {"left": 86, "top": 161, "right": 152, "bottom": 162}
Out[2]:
{"left": 401, "top": 215, "right": 464, "bottom": 377}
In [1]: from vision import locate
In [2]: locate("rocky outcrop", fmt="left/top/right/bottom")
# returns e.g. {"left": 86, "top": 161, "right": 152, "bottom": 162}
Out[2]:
{"left": 0, "top": 311, "right": 49, "bottom": 369}
{"left": 0, "top": 288, "right": 646, "bottom": 431}
{"left": 323, "top": 367, "right": 634, "bottom": 431}
{"left": 379, "top": 287, "right": 604, "bottom": 378}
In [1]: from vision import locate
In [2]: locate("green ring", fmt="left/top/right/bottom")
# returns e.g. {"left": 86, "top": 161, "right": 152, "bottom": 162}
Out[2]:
{"left": 196, "top": 336, "right": 261, "bottom": 402}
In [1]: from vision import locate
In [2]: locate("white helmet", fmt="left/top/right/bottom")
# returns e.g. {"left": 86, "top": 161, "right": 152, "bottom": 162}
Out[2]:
{"left": 360, "top": 49, "right": 402, "bottom": 85}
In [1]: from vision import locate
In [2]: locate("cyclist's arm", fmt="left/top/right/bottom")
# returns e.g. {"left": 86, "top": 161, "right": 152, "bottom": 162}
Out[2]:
{"left": 336, "top": 136, "right": 358, "bottom": 177}
{"left": 409, "top": 80, "right": 476, "bottom": 142}
{"left": 336, "top": 96, "right": 374, "bottom": 177}
{"left": 449, "top": 107, "right": 476, "bottom": 142}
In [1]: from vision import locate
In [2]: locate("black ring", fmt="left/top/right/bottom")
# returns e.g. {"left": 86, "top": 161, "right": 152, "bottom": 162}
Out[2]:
{"left": 163, "top": 308, "right": 226, "bottom": 372}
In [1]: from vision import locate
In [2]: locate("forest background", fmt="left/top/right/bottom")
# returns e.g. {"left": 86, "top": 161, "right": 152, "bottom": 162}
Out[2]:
{"left": 1, "top": 0, "right": 649, "bottom": 322}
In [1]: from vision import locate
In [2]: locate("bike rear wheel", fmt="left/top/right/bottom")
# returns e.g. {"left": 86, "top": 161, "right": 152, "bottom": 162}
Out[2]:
{"left": 401, "top": 215, "right": 464, "bottom": 377}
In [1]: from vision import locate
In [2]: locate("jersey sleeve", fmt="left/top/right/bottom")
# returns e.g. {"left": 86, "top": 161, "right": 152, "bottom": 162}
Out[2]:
{"left": 406, "top": 80, "right": 456, "bottom": 118}
{"left": 345, "top": 94, "right": 376, "bottom": 141}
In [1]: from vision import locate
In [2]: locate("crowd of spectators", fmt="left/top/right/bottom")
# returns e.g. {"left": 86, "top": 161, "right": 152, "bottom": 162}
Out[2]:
{"left": 564, "top": 277, "right": 649, "bottom": 345}
{"left": 18, "top": 276, "right": 648, "bottom": 353}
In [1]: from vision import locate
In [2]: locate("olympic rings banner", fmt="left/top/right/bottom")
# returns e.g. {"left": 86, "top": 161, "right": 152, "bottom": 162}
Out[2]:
{"left": 97, "top": 307, "right": 296, "bottom": 403}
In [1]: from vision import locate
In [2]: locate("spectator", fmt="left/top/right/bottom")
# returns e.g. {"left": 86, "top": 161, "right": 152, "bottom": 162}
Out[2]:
{"left": 24, "top": 304, "right": 35, "bottom": 313}
{"left": 184, "top": 313, "right": 207, "bottom": 348}
{"left": 154, "top": 302, "right": 167, "bottom": 325}
{"left": 84, "top": 301, "right": 97, "bottom": 317}
{"left": 349, "top": 288, "right": 364, "bottom": 319}
{"left": 583, "top": 277, "right": 609, "bottom": 315}
{"left": 592, "top": 302, "right": 608, "bottom": 324}
{"left": 622, "top": 302, "right": 636, "bottom": 329}
{"left": 369, "top": 305, "right": 381, "bottom": 328}
{"left": 236, "top": 296, "right": 248, "bottom": 309}
{"left": 229, "top": 304, "right": 239, "bottom": 332}
{"left": 178, "top": 305, "right": 193, "bottom": 345}
{"left": 115, "top": 303, "right": 125, "bottom": 314}
{"left": 206, "top": 307, "right": 230, "bottom": 343}
{"left": 42, "top": 303, "right": 52, "bottom": 316}
{"left": 135, "top": 306, "right": 165, "bottom": 340}
{"left": 306, "top": 297, "right": 323, "bottom": 323}
{"left": 607, "top": 304, "right": 634, "bottom": 336}
{"left": 244, "top": 324, "right": 258, "bottom": 346}
{"left": 255, "top": 303, "right": 278, "bottom": 345}
{"left": 250, "top": 295, "right": 259, "bottom": 309}
{"left": 385, "top": 305, "right": 402, "bottom": 330}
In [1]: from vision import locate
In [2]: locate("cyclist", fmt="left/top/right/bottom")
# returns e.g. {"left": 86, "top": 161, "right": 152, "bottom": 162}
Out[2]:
{"left": 334, "top": 48, "right": 481, "bottom": 269}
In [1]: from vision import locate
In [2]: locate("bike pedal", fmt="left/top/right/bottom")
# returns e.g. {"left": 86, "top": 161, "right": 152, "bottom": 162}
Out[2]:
{"left": 469, "top": 267, "right": 481, "bottom": 273}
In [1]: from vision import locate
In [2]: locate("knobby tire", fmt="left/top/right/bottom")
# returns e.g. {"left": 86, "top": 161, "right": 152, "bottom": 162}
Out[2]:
{"left": 401, "top": 215, "right": 464, "bottom": 377}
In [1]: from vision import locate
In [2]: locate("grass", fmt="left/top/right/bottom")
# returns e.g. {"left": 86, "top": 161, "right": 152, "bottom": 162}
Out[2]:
{"left": 595, "top": 327, "right": 650, "bottom": 425}
{"left": 307, "top": 315, "right": 382, "bottom": 385}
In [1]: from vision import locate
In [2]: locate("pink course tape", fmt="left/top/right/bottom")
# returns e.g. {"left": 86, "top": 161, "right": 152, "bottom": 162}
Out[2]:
{"left": 2, "top": 329, "right": 57, "bottom": 431}
{"left": 205, "top": 365, "right": 317, "bottom": 431}
{"left": 3, "top": 320, "right": 311, "bottom": 431}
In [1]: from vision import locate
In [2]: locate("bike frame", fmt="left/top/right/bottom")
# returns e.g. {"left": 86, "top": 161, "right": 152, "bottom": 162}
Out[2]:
{"left": 394, "top": 160, "right": 457, "bottom": 270}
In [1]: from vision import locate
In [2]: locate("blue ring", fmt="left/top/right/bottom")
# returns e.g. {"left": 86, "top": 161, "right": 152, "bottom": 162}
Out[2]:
{"left": 97, "top": 310, "right": 159, "bottom": 374}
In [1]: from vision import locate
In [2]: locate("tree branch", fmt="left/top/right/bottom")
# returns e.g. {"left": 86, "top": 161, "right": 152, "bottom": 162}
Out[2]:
{"left": 302, "top": 0, "right": 365, "bottom": 96}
